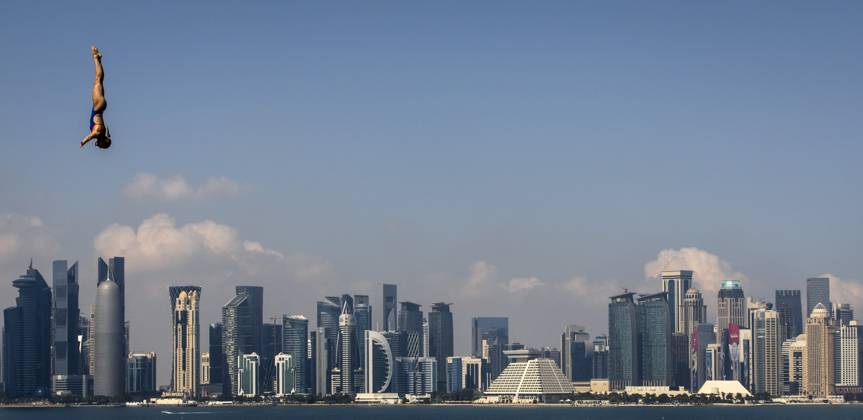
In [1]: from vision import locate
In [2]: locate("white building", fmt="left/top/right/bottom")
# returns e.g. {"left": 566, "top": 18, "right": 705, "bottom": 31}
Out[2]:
{"left": 275, "top": 353, "right": 295, "bottom": 396}
{"left": 697, "top": 380, "right": 752, "bottom": 397}
{"left": 201, "top": 352, "right": 210, "bottom": 385}
{"left": 485, "top": 349, "right": 574, "bottom": 403}
{"left": 171, "top": 288, "right": 200, "bottom": 398}
{"left": 839, "top": 321, "right": 859, "bottom": 386}
{"left": 237, "top": 353, "right": 260, "bottom": 397}
{"left": 365, "top": 331, "right": 397, "bottom": 394}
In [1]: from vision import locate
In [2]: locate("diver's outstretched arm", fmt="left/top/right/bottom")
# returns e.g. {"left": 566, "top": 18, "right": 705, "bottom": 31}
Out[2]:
{"left": 81, "top": 131, "right": 97, "bottom": 148}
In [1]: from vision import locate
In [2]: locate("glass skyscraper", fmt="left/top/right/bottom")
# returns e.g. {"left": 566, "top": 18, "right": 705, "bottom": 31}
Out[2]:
{"left": 282, "top": 315, "right": 308, "bottom": 394}
{"left": 608, "top": 292, "right": 639, "bottom": 390}
{"left": 637, "top": 292, "right": 672, "bottom": 386}
{"left": 471, "top": 317, "right": 509, "bottom": 380}
{"left": 382, "top": 284, "right": 397, "bottom": 332}
{"left": 775, "top": 289, "right": 803, "bottom": 339}
{"left": 428, "top": 302, "right": 454, "bottom": 392}
{"left": 3, "top": 262, "right": 52, "bottom": 398}
{"left": 806, "top": 277, "right": 831, "bottom": 319}
{"left": 661, "top": 270, "right": 693, "bottom": 334}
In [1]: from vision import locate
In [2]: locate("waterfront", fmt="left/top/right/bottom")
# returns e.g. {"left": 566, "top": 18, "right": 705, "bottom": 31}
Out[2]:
{"left": 1, "top": 405, "right": 863, "bottom": 420}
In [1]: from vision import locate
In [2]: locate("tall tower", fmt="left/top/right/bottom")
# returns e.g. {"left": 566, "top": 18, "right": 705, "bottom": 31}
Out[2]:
{"left": 2, "top": 262, "right": 52, "bottom": 397}
{"left": 354, "top": 295, "right": 371, "bottom": 376}
{"left": 806, "top": 277, "right": 831, "bottom": 320}
{"left": 428, "top": 303, "right": 454, "bottom": 392}
{"left": 661, "top": 271, "right": 693, "bottom": 334}
{"left": 775, "top": 290, "right": 803, "bottom": 339}
{"left": 560, "top": 324, "right": 590, "bottom": 381}
{"left": 208, "top": 323, "right": 224, "bottom": 389}
{"left": 169, "top": 286, "right": 201, "bottom": 397}
{"left": 717, "top": 280, "right": 746, "bottom": 332}
{"left": 222, "top": 289, "right": 258, "bottom": 397}
{"left": 838, "top": 321, "right": 859, "bottom": 386}
{"left": 751, "top": 308, "right": 782, "bottom": 396}
{"left": 399, "top": 302, "right": 424, "bottom": 358}
{"left": 364, "top": 330, "right": 396, "bottom": 393}
{"left": 804, "top": 303, "right": 834, "bottom": 397}
{"left": 682, "top": 288, "right": 707, "bottom": 337}
{"left": 282, "top": 315, "right": 309, "bottom": 394}
{"left": 94, "top": 264, "right": 125, "bottom": 398}
{"left": 608, "top": 292, "right": 639, "bottom": 390}
{"left": 471, "top": 317, "right": 509, "bottom": 380}
{"left": 637, "top": 292, "right": 672, "bottom": 386}
{"left": 52, "top": 260, "right": 81, "bottom": 377}
{"left": 382, "top": 284, "right": 397, "bottom": 331}
{"left": 338, "top": 299, "right": 356, "bottom": 395}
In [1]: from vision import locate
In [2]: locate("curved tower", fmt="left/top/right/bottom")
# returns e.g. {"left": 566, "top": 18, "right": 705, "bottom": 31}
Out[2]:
{"left": 364, "top": 330, "right": 395, "bottom": 393}
{"left": 95, "top": 275, "right": 124, "bottom": 398}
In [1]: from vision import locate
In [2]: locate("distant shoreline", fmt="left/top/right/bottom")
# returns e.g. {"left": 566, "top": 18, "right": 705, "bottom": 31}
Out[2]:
{"left": 1, "top": 402, "right": 860, "bottom": 409}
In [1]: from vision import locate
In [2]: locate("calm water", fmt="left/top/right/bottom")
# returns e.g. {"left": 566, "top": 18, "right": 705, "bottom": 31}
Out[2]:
{"left": 1, "top": 405, "right": 862, "bottom": 420}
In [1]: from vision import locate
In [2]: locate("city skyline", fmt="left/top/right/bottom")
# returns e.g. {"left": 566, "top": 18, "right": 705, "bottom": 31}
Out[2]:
{"left": 2, "top": 1, "right": 863, "bottom": 390}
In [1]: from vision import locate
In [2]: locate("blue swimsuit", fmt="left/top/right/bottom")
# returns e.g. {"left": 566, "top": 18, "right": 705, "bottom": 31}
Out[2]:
{"left": 89, "top": 103, "right": 106, "bottom": 130}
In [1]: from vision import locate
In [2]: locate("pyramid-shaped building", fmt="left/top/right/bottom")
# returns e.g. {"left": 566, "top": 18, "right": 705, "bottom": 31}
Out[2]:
{"left": 485, "top": 349, "right": 575, "bottom": 402}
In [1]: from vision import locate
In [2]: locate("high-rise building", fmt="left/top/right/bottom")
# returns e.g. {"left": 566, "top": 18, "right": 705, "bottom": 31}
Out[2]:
{"left": 313, "top": 327, "right": 332, "bottom": 396}
{"left": 235, "top": 286, "right": 264, "bottom": 351}
{"left": 399, "top": 302, "right": 424, "bottom": 358}
{"left": 751, "top": 308, "right": 782, "bottom": 396}
{"left": 126, "top": 352, "right": 157, "bottom": 395}
{"left": 382, "top": 284, "right": 397, "bottom": 331}
{"left": 775, "top": 290, "right": 803, "bottom": 341}
{"left": 560, "top": 325, "right": 591, "bottom": 381}
{"left": 261, "top": 322, "right": 282, "bottom": 393}
{"left": 428, "top": 303, "right": 454, "bottom": 392}
{"left": 354, "top": 294, "right": 372, "bottom": 375}
{"left": 705, "top": 343, "right": 723, "bottom": 381}
{"left": 201, "top": 352, "right": 211, "bottom": 385}
{"left": 222, "top": 290, "right": 258, "bottom": 396}
{"left": 395, "top": 357, "right": 437, "bottom": 395}
{"left": 637, "top": 292, "right": 672, "bottom": 386}
{"left": 471, "top": 317, "right": 509, "bottom": 380}
{"left": 661, "top": 271, "right": 693, "bottom": 334}
{"left": 364, "top": 330, "right": 398, "bottom": 394}
{"left": 338, "top": 298, "right": 357, "bottom": 395}
{"left": 237, "top": 353, "right": 260, "bottom": 397}
{"left": 274, "top": 353, "right": 295, "bottom": 396}
{"left": 671, "top": 333, "right": 689, "bottom": 388}
{"left": 446, "top": 356, "right": 488, "bottom": 393}
{"left": 591, "top": 335, "right": 609, "bottom": 379}
{"left": 52, "top": 261, "right": 80, "bottom": 377}
{"left": 2, "top": 262, "right": 52, "bottom": 398}
{"left": 839, "top": 321, "right": 859, "bottom": 386}
{"left": 608, "top": 292, "right": 639, "bottom": 390}
{"left": 282, "top": 315, "right": 308, "bottom": 394}
{"left": 690, "top": 323, "right": 715, "bottom": 392}
{"left": 208, "top": 323, "right": 224, "bottom": 389}
{"left": 782, "top": 335, "right": 806, "bottom": 395}
{"left": 94, "top": 258, "right": 125, "bottom": 399}
{"left": 835, "top": 303, "right": 853, "bottom": 326}
{"left": 86, "top": 304, "right": 96, "bottom": 377}
{"left": 717, "top": 280, "right": 746, "bottom": 332}
{"left": 682, "top": 288, "right": 707, "bottom": 339}
{"left": 806, "top": 277, "right": 831, "bottom": 320}
{"left": 316, "top": 296, "right": 341, "bottom": 391}
{"left": 804, "top": 303, "right": 834, "bottom": 397}
{"left": 169, "top": 286, "right": 201, "bottom": 398}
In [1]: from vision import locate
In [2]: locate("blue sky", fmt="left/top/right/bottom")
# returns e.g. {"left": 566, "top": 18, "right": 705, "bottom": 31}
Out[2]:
{"left": 2, "top": 1, "right": 862, "bottom": 384}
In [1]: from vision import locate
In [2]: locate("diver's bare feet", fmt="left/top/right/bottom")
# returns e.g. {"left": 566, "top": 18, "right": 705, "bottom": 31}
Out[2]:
{"left": 91, "top": 46, "right": 101, "bottom": 59}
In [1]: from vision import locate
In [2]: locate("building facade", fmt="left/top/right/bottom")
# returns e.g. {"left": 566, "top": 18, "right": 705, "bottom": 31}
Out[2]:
{"left": 609, "top": 293, "right": 639, "bottom": 390}
{"left": 382, "top": 284, "right": 398, "bottom": 331}
{"left": 428, "top": 303, "right": 454, "bottom": 392}
{"left": 94, "top": 259, "right": 125, "bottom": 399}
{"left": 169, "top": 286, "right": 201, "bottom": 397}
{"left": 806, "top": 277, "right": 831, "bottom": 320}
{"left": 275, "top": 353, "right": 295, "bottom": 396}
{"left": 637, "top": 293, "right": 672, "bottom": 386}
{"left": 282, "top": 315, "right": 309, "bottom": 394}
{"left": 126, "top": 352, "right": 157, "bottom": 395}
{"left": 237, "top": 353, "right": 260, "bottom": 397}
{"left": 775, "top": 290, "right": 803, "bottom": 340}
{"left": 661, "top": 270, "right": 693, "bottom": 334}
{"left": 3, "top": 262, "right": 52, "bottom": 397}
{"left": 804, "top": 303, "right": 834, "bottom": 397}
{"left": 839, "top": 321, "right": 859, "bottom": 386}
{"left": 471, "top": 317, "right": 509, "bottom": 380}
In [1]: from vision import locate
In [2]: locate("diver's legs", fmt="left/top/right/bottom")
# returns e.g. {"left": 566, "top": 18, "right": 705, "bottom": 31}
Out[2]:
{"left": 92, "top": 46, "right": 106, "bottom": 112}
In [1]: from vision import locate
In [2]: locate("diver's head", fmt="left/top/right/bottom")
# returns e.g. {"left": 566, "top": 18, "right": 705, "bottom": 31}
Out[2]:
{"left": 95, "top": 133, "right": 112, "bottom": 149}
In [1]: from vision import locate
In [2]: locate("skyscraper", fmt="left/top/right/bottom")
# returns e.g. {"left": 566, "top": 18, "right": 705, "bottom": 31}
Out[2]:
{"left": 717, "top": 280, "right": 746, "bottom": 332}
{"left": 428, "top": 302, "right": 454, "bottom": 392}
{"left": 313, "top": 327, "right": 331, "bottom": 397}
{"left": 835, "top": 303, "right": 853, "bottom": 326}
{"left": 237, "top": 353, "right": 260, "bottom": 397}
{"left": 782, "top": 334, "right": 806, "bottom": 395}
{"left": 682, "top": 288, "right": 707, "bottom": 340}
{"left": 806, "top": 277, "right": 831, "bottom": 320}
{"left": 690, "top": 323, "right": 716, "bottom": 391}
{"left": 222, "top": 290, "right": 258, "bottom": 396}
{"left": 471, "top": 317, "right": 509, "bottom": 380}
{"left": 94, "top": 258, "right": 125, "bottom": 398}
{"left": 838, "top": 321, "right": 859, "bottom": 386}
{"left": 338, "top": 298, "right": 357, "bottom": 395}
{"left": 775, "top": 290, "right": 803, "bottom": 340}
{"left": 364, "top": 330, "right": 397, "bottom": 393}
{"left": 750, "top": 308, "right": 782, "bottom": 396}
{"left": 637, "top": 292, "right": 672, "bottom": 386}
{"left": 282, "top": 315, "right": 309, "bottom": 394}
{"left": 608, "top": 292, "right": 639, "bottom": 390}
{"left": 126, "top": 352, "right": 157, "bottom": 395}
{"left": 201, "top": 352, "right": 211, "bottom": 385}
{"left": 591, "top": 335, "right": 609, "bottom": 379}
{"left": 316, "top": 296, "right": 341, "bottom": 389}
{"left": 261, "top": 322, "right": 283, "bottom": 393}
{"left": 560, "top": 325, "right": 591, "bottom": 381}
{"left": 399, "top": 302, "right": 424, "bottom": 358}
{"left": 3, "top": 262, "right": 52, "bottom": 397}
{"left": 274, "top": 353, "right": 295, "bottom": 396}
{"left": 382, "top": 284, "right": 397, "bottom": 331}
{"left": 52, "top": 260, "right": 83, "bottom": 397}
{"left": 208, "top": 323, "right": 224, "bottom": 390}
{"left": 169, "top": 286, "right": 201, "bottom": 398}
{"left": 235, "top": 286, "right": 264, "bottom": 352}
{"left": 354, "top": 295, "right": 371, "bottom": 376}
{"left": 804, "top": 303, "right": 834, "bottom": 397}
{"left": 661, "top": 270, "right": 693, "bottom": 334}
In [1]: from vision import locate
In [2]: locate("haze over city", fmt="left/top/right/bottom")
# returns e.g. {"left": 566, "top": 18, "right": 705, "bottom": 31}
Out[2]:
{"left": 2, "top": 1, "right": 862, "bottom": 386}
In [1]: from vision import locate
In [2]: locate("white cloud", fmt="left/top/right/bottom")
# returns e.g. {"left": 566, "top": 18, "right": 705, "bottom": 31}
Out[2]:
{"left": 0, "top": 214, "right": 58, "bottom": 263}
{"left": 463, "top": 260, "right": 497, "bottom": 297}
{"left": 124, "top": 173, "right": 246, "bottom": 201}
{"left": 643, "top": 247, "right": 748, "bottom": 296}
{"left": 92, "top": 213, "right": 328, "bottom": 281}
{"left": 502, "top": 277, "right": 545, "bottom": 293}
{"left": 560, "top": 276, "right": 618, "bottom": 298}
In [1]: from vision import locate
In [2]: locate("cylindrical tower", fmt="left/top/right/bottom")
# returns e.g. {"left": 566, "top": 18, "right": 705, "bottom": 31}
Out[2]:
{"left": 95, "top": 277, "right": 125, "bottom": 398}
